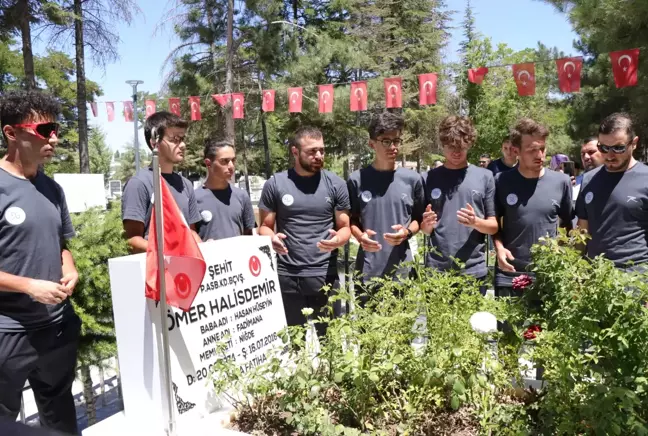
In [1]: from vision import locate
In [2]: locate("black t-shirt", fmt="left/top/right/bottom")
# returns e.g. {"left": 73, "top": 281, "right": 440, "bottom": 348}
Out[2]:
{"left": 487, "top": 158, "right": 518, "bottom": 177}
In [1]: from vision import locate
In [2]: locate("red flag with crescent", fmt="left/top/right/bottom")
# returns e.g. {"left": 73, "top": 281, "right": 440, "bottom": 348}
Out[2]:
{"left": 350, "top": 81, "right": 367, "bottom": 112}
{"left": 288, "top": 87, "right": 302, "bottom": 113}
{"left": 106, "top": 102, "right": 115, "bottom": 122}
{"left": 232, "top": 93, "right": 244, "bottom": 119}
{"left": 610, "top": 48, "right": 639, "bottom": 88}
{"left": 145, "top": 100, "right": 157, "bottom": 118}
{"left": 188, "top": 96, "right": 201, "bottom": 121}
{"left": 123, "top": 101, "right": 134, "bottom": 122}
{"left": 262, "top": 90, "right": 275, "bottom": 112}
{"left": 169, "top": 98, "right": 181, "bottom": 116}
{"left": 384, "top": 77, "right": 402, "bottom": 108}
{"left": 468, "top": 67, "right": 489, "bottom": 84}
{"left": 512, "top": 63, "right": 536, "bottom": 96}
{"left": 418, "top": 73, "right": 438, "bottom": 106}
{"left": 211, "top": 94, "right": 231, "bottom": 107}
{"left": 555, "top": 57, "right": 583, "bottom": 93}
{"left": 90, "top": 102, "right": 98, "bottom": 117}
{"left": 318, "top": 84, "right": 334, "bottom": 113}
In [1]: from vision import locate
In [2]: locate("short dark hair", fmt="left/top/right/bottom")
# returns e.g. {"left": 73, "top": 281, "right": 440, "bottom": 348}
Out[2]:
{"left": 502, "top": 134, "right": 512, "bottom": 144}
{"left": 368, "top": 111, "right": 405, "bottom": 140}
{"left": 290, "top": 126, "right": 323, "bottom": 149}
{"left": 438, "top": 115, "right": 477, "bottom": 148}
{"left": 583, "top": 136, "right": 598, "bottom": 145}
{"left": 599, "top": 113, "right": 636, "bottom": 141}
{"left": 480, "top": 153, "right": 491, "bottom": 159}
{"left": 204, "top": 139, "right": 234, "bottom": 160}
{"left": 509, "top": 118, "right": 549, "bottom": 148}
{"left": 0, "top": 90, "right": 61, "bottom": 141}
{"left": 144, "top": 111, "right": 189, "bottom": 150}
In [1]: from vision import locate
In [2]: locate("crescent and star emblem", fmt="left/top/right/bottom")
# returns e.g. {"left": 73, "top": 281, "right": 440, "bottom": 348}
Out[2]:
{"left": 563, "top": 61, "right": 576, "bottom": 78}
{"left": 388, "top": 84, "right": 399, "bottom": 96}
{"left": 234, "top": 98, "right": 241, "bottom": 107}
{"left": 146, "top": 104, "right": 153, "bottom": 113}
{"left": 423, "top": 80, "right": 434, "bottom": 95}
{"left": 191, "top": 102, "right": 198, "bottom": 112}
{"left": 517, "top": 70, "right": 532, "bottom": 86}
{"left": 264, "top": 91, "right": 272, "bottom": 101}
{"left": 321, "top": 91, "right": 330, "bottom": 102}
{"left": 354, "top": 87, "right": 364, "bottom": 100}
{"left": 618, "top": 54, "right": 632, "bottom": 72}
{"left": 290, "top": 91, "right": 299, "bottom": 103}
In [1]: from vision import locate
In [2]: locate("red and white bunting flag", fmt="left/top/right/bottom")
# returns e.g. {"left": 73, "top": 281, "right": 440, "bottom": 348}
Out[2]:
{"left": 145, "top": 100, "right": 156, "bottom": 118}
{"left": 106, "top": 102, "right": 115, "bottom": 122}
{"left": 232, "top": 93, "right": 244, "bottom": 119}
{"left": 318, "top": 84, "right": 334, "bottom": 113}
{"left": 350, "top": 81, "right": 367, "bottom": 112}
{"left": 188, "top": 96, "right": 201, "bottom": 121}
{"left": 512, "top": 63, "right": 536, "bottom": 96}
{"left": 123, "top": 101, "right": 134, "bottom": 122}
{"left": 211, "top": 94, "right": 231, "bottom": 107}
{"left": 610, "top": 48, "right": 639, "bottom": 88}
{"left": 556, "top": 57, "right": 583, "bottom": 93}
{"left": 288, "top": 87, "right": 303, "bottom": 113}
{"left": 418, "top": 73, "right": 438, "bottom": 106}
{"left": 90, "top": 102, "right": 98, "bottom": 117}
{"left": 262, "top": 90, "right": 275, "bottom": 112}
{"left": 468, "top": 67, "right": 489, "bottom": 84}
{"left": 169, "top": 98, "right": 181, "bottom": 116}
{"left": 384, "top": 77, "right": 403, "bottom": 108}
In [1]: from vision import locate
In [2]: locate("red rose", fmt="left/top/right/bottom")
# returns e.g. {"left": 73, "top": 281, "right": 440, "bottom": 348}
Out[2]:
{"left": 512, "top": 274, "right": 533, "bottom": 290}
{"left": 523, "top": 325, "right": 541, "bottom": 340}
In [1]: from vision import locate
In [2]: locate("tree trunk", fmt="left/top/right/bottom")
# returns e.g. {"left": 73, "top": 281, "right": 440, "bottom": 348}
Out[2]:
{"left": 222, "top": 0, "right": 235, "bottom": 142}
{"left": 81, "top": 364, "right": 97, "bottom": 425}
{"left": 18, "top": 0, "right": 36, "bottom": 90}
{"left": 74, "top": 0, "right": 90, "bottom": 173}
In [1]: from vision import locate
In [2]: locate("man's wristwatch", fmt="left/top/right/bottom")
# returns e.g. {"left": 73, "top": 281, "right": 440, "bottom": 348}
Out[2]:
{"left": 405, "top": 228, "right": 414, "bottom": 240}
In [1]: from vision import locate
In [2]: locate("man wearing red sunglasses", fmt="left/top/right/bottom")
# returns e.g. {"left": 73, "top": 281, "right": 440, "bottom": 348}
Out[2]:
{"left": 0, "top": 91, "right": 80, "bottom": 434}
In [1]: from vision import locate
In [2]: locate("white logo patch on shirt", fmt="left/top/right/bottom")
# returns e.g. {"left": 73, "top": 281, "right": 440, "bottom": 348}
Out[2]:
{"left": 401, "top": 193, "right": 409, "bottom": 201}
{"left": 325, "top": 196, "right": 332, "bottom": 204}
{"left": 627, "top": 196, "right": 639, "bottom": 203}
{"left": 506, "top": 193, "right": 518, "bottom": 206}
{"left": 361, "top": 191, "right": 372, "bottom": 203}
{"left": 585, "top": 192, "right": 594, "bottom": 204}
{"left": 4, "top": 206, "right": 26, "bottom": 225}
{"left": 551, "top": 199, "right": 560, "bottom": 207}
{"left": 282, "top": 194, "right": 294, "bottom": 206}
{"left": 200, "top": 210, "right": 213, "bottom": 223}
{"left": 431, "top": 188, "right": 442, "bottom": 200}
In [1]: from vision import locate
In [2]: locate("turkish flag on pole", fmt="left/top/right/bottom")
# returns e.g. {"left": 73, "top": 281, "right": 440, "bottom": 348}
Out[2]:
{"left": 146, "top": 179, "right": 206, "bottom": 312}
{"left": 350, "top": 81, "right": 368, "bottom": 112}
{"left": 169, "top": 98, "right": 181, "bottom": 116}
{"left": 90, "top": 102, "right": 98, "bottom": 117}
{"left": 261, "top": 90, "right": 275, "bottom": 112}
{"left": 145, "top": 100, "right": 157, "bottom": 118}
{"left": 468, "top": 67, "right": 489, "bottom": 84}
{"left": 512, "top": 63, "right": 536, "bottom": 96}
{"left": 106, "top": 102, "right": 115, "bottom": 122}
{"left": 288, "top": 87, "right": 302, "bottom": 113}
{"left": 384, "top": 77, "right": 403, "bottom": 108}
{"left": 211, "top": 94, "right": 231, "bottom": 107}
{"left": 232, "top": 93, "right": 245, "bottom": 119}
{"left": 318, "top": 84, "right": 334, "bottom": 113}
{"left": 188, "top": 96, "right": 201, "bottom": 121}
{"left": 123, "top": 101, "right": 134, "bottom": 122}
{"left": 418, "top": 73, "right": 438, "bottom": 106}
{"left": 610, "top": 48, "right": 639, "bottom": 88}
{"left": 555, "top": 57, "right": 583, "bottom": 93}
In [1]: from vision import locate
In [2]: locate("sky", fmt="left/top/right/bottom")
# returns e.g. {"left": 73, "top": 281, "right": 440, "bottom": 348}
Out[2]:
{"left": 36, "top": 0, "right": 579, "bottom": 152}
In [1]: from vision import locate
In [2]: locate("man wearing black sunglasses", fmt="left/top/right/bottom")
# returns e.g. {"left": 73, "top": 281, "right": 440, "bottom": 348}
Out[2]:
{"left": 0, "top": 91, "right": 80, "bottom": 434}
{"left": 576, "top": 113, "right": 648, "bottom": 272}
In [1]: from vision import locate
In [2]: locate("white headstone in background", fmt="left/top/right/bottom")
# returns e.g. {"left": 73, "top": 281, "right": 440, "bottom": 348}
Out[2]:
{"left": 54, "top": 173, "right": 106, "bottom": 213}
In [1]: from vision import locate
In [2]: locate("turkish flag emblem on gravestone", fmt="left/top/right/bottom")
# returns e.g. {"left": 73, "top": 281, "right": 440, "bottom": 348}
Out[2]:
{"left": 318, "top": 84, "right": 334, "bottom": 113}
{"left": 249, "top": 256, "right": 261, "bottom": 277}
{"left": 350, "top": 81, "right": 367, "bottom": 112}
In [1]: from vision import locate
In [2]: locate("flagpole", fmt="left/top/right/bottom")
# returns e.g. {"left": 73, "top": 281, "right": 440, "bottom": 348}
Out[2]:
{"left": 152, "top": 147, "right": 177, "bottom": 436}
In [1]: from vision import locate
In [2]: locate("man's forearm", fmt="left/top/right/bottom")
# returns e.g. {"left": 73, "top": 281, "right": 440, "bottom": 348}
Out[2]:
{"left": 408, "top": 220, "right": 420, "bottom": 235}
{"left": 128, "top": 236, "right": 148, "bottom": 254}
{"left": 0, "top": 271, "right": 30, "bottom": 294}
{"left": 473, "top": 217, "right": 498, "bottom": 236}
{"left": 492, "top": 232, "right": 505, "bottom": 251}
{"left": 61, "top": 249, "right": 76, "bottom": 275}
{"left": 335, "top": 226, "right": 352, "bottom": 245}
{"left": 258, "top": 225, "right": 276, "bottom": 238}
{"left": 350, "top": 223, "right": 364, "bottom": 241}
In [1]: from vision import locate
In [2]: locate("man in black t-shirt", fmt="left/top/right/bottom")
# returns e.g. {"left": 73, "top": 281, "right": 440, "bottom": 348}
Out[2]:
{"left": 487, "top": 135, "right": 518, "bottom": 176}
{"left": 0, "top": 91, "right": 80, "bottom": 434}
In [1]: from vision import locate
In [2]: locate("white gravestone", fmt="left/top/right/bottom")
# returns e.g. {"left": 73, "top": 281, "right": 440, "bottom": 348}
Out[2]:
{"left": 107, "top": 236, "right": 286, "bottom": 433}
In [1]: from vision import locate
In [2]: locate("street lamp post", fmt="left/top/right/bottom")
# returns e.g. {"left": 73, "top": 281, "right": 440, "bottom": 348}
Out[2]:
{"left": 126, "top": 80, "right": 144, "bottom": 171}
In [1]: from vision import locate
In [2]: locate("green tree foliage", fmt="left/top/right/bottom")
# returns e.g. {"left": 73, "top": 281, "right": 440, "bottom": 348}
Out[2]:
{"left": 112, "top": 143, "right": 150, "bottom": 183}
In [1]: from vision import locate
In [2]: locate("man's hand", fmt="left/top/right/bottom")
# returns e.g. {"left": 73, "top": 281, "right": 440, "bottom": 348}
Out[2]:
{"left": 27, "top": 279, "right": 69, "bottom": 305}
{"left": 383, "top": 224, "right": 408, "bottom": 247}
{"left": 457, "top": 203, "right": 477, "bottom": 228}
{"left": 496, "top": 248, "right": 516, "bottom": 272}
{"left": 421, "top": 204, "right": 438, "bottom": 235}
{"left": 360, "top": 229, "right": 382, "bottom": 252}
{"left": 317, "top": 229, "right": 344, "bottom": 252}
{"left": 272, "top": 233, "right": 289, "bottom": 255}
{"left": 60, "top": 271, "right": 79, "bottom": 296}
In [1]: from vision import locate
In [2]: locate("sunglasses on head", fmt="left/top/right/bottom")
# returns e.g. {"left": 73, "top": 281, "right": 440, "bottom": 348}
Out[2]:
{"left": 12, "top": 122, "right": 60, "bottom": 140}
{"left": 597, "top": 140, "right": 631, "bottom": 154}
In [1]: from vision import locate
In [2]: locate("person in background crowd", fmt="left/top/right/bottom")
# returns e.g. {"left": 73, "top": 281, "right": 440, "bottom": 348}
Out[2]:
{"left": 573, "top": 136, "right": 604, "bottom": 206}
{"left": 0, "top": 91, "right": 80, "bottom": 434}
{"left": 258, "top": 127, "right": 351, "bottom": 335}
{"left": 487, "top": 135, "right": 518, "bottom": 176}
{"left": 348, "top": 112, "right": 425, "bottom": 292}
{"left": 493, "top": 118, "right": 573, "bottom": 298}
{"left": 196, "top": 140, "right": 255, "bottom": 240}
{"left": 121, "top": 111, "right": 201, "bottom": 253}
{"left": 421, "top": 116, "right": 498, "bottom": 294}
{"left": 576, "top": 113, "right": 648, "bottom": 273}
{"left": 549, "top": 154, "right": 569, "bottom": 172}
{"left": 478, "top": 154, "right": 491, "bottom": 168}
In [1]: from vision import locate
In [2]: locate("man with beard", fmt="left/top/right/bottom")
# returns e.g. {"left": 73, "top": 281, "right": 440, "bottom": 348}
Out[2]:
{"left": 576, "top": 113, "right": 648, "bottom": 272}
{"left": 195, "top": 140, "right": 255, "bottom": 240}
{"left": 122, "top": 111, "right": 202, "bottom": 253}
{"left": 258, "top": 127, "right": 351, "bottom": 334}
{"left": 347, "top": 112, "right": 425, "bottom": 288}
{"left": 487, "top": 135, "right": 518, "bottom": 176}
{"left": 493, "top": 118, "right": 573, "bottom": 297}
{"left": 421, "top": 116, "right": 498, "bottom": 294}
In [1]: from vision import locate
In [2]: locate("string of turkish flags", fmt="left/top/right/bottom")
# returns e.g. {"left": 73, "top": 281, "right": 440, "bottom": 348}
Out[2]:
{"left": 91, "top": 48, "right": 640, "bottom": 122}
